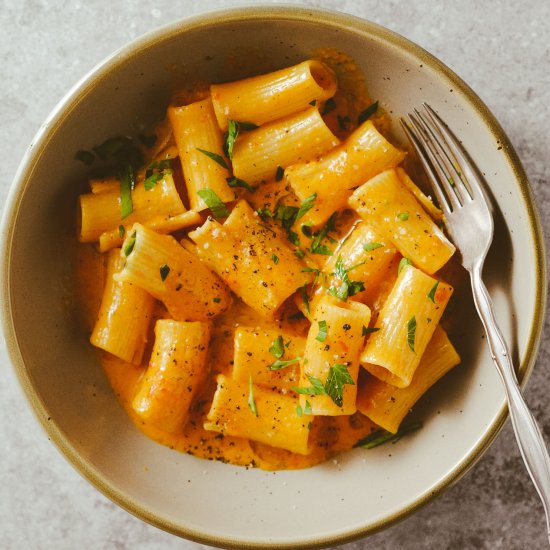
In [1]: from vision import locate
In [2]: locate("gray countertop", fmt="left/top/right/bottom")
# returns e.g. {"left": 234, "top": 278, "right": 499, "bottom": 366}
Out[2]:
{"left": 2, "top": 1, "right": 549, "bottom": 548}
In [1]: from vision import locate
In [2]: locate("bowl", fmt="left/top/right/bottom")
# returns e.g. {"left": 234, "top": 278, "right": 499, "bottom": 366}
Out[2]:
{"left": 1, "top": 5, "right": 545, "bottom": 548}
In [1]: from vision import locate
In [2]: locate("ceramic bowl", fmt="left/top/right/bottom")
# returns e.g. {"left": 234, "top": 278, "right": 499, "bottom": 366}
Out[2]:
{"left": 1, "top": 6, "right": 545, "bottom": 548}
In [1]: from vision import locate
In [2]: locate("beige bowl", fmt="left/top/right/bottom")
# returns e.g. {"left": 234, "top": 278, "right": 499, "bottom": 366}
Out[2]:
{"left": 1, "top": 6, "right": 545, "bottom": 548}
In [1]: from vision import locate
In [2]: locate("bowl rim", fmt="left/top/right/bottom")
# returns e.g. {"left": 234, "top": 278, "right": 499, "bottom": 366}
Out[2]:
{"left": 1, "top": 4, "right": 547, "bottom": 549}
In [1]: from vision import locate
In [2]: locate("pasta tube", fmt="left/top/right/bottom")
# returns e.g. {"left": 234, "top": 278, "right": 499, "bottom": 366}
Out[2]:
{"left": 286, "top": 120, "right": 405, "bottom": 226}
{"left": 204, "top": 374, "right": 312, "bottom": 455}
{"left": 115, "top": 223, "right": 232, "bottom": 321}
{"left": 211, "top": 60, "right": 337, "bottom": 130}
{"left": 186, "top": 200, "right": 313, "bottom": 317}
{"left": 231, "top": 107, "right": 339, "bottom": 185}
{"left": 168, "top": 99, "right": 234, "bottom": 211}
{"left": 357, "top": 327, "right": 460, "bottom": 433}
{"left": 349, "top": 168, "right": 455, "bottom": 274}
{"left": 360, "top": 264, "right": 453, "bottom": 388}
{"left": 233, "top": 327, "right": 305, "bottom": 391}
{"left": 132, "top": 320, "right": 211, "bottom": 432}
{"left": 396, "top": 167, "right": 442, "bottom": 221}
{"left": 299, "top": 296, "right": 371, "bottom": 415}
{"left": 90, "top": 248, "right": 155, "bottom": 364}
{"left": 78, "top": 172, "right": 190, "bottom": 251}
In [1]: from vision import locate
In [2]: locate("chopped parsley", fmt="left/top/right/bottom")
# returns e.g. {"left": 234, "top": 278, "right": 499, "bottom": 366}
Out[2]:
{"left": 248, "top": 375, "right": 258, "bottom": 416}
{"left": 328, "top": 255, "right": 365, "bottom": 301}
{"left": 123, "top": 231, "right": 136, "bottom": 256}
{"left": 118, "top": 225, "right": 125, "bottom": 238}
{"left": 236, "top": 121, "right": 258, "bottom": 131}
{"left": 362, "top": 326, "right": 380, "bottom": 336}
{"left": 407, "top": 315, "right": 417, "bottom": 352}
{"left": 271, "top": 254, "right": 279, "bottom": 265}
{"left": 224, "top": 119, "right": 239, "bottom": 160}
{"left": 304, "top": 400, "right": 312, "bottom": 415}
{"left": 300, "top": 283, "right": 311, "bottom": 314}
{"left": 295, "top": 193, "right": 317, "bottom": 221}
{"left": 308, "top": 213, "right": 337, "bottom": 255}
{"left": 269, "top": 356, "right": 302, "bottom": 371}
{"left": 427, "top": 281, "right": 440, "bottom": 303}
{"left": 119, "top": 165, "right": 134, "bottom": 219}
{"left": 398, "top": 257, "right": 412, "bottom": 275}
{"left": 325, "top": 363, "right": 355, "bottom": 407}
{"left": 197, "top": 188, "right": 229, "bottom": 218}
{"left": 256, "top": 207, "right": 274, "bottom": 219}
{"left": 363, "top": 242, "right": 383, "bottom": 252}
{"left": 316, "top": 320, "right": 327, "bottom": 342}
{"left": 226, "top": 177, "right": 255, "bottom": 192}
{"left": 309, "top": 99, "right": 317, "bottom": 106}
{"left": 269, "top": 335, "right": 285, "bottom": 359}
{"left": 355, "top": 422, "right": 422, "bottom": 449}
{"left": 144, "top": 159, "right": 172, "bottom": 190}
{"left": 357, "top": 101, "right": 379, "bottom": 125}
{"left": 275, "top": 165, "right": 284, "bottom": 181}
{"left": 293, "top": 375, "right": 326, "bottom": 396}
{"left": 397, "top": 212, "right": 409, "bottom": 221}
{"left": 160, "top": 264, "right": 170, "bottom": 281}
{"left": 213, "top": 297, "right": 221, "bottom": 303}
{"left": 196, "top": 147, "right": 228, "bottom": 169}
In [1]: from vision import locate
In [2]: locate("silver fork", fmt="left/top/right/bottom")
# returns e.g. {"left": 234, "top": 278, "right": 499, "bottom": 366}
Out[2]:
{"left": 401, "top": 104, "right": 550, "bottom": 543}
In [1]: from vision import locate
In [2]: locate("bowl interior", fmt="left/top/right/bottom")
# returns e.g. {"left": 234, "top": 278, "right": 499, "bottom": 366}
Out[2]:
{"left": 2, "top": 7, "right": 544, "bottom": 548}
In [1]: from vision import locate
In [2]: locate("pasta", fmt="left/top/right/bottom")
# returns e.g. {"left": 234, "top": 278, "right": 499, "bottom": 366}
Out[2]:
{"left": 73, "top": 53, "right": 462, "bottom": 471}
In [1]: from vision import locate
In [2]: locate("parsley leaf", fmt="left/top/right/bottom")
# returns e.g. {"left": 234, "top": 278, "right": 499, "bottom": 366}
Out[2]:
{"left": 309, "top": 213, "right": 337, "bottom": 255}
{"left": 427, "top": 281, "right": 440, "bottom": 303}
{"left": 397, "top": 212, "right": 409, "bottom": 221}
{"left": 398, "top": 257, "right": 412, "bottom": 275}
{"left": 224, "top": 119, "right": 239, "bottom": 160}
{"left": 269, "top": 335, "right": 285, "bottom": 359}
{"left": 237, "top": 121, "right": 258, "bottom": 131}
{"left": 248, "top": 375, "right": 258, "bottom": 416}
{"left": 123, "top": 231, "right": 136, "bottom": 256}
{"left": 269, "top": 356, "right": 302, "bottom": 371}
{"left": 275, "top": 165, "right": 284, "bottom": 181}
{"left": 325, "top": 363, "right": 355, "bottom": 407}
{"left": 362, "top": 326, "right": 380, "bottom": 336}
{"left": 293, "top": 375, "right": 326, "bottom": 396}
{"left": 119, "top": 165, "right": 134, "bottom": 219}
{"left": 118, "top": 225, "right": 125, "bottom": 238}
{"left": 407, "top": 315, "right": 417, "bottom": 352}
{"left": 160, "top": 264, "right": 170, "bottom": 281}
{"left": 357, "top": 101, "right": 379, "bottom": 125}
{"left": 328, "top": 255, "right": 365, "bottom": 301}
{"left": 304, "top": 400, "right": 312, "bottom": 415}
{"left": 300, "top": 283, "right": 311, "bottom": 314}
{"left": 316, "top": 320, "right": 327, "bottom": 342}
{"left": 295, "top": 193, "right": 317, "bottom": 221}
{"left": 272, "top": 254, "right": 279, "bottom": 264}
{"left": 363, "top": 242, "right": 383, "bottom": 252}
{"left": 355, "top": 422, "right": 422, "bottom": 449}
{"left": 226, "top": 177, "right": 255, "bottom": 192}
{"left": 196, "top": 148, "right": 228, "bottom": 169}
{"left": 256, "top": 207, "right": 274, "bottom": 219}
{"left": 197, "top": 188, "right": 229, "bottom": 218}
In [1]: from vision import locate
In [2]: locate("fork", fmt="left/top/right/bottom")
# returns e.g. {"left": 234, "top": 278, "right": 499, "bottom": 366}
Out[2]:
{"left": 401, "top": 104, "right": 550, "bottom": 542}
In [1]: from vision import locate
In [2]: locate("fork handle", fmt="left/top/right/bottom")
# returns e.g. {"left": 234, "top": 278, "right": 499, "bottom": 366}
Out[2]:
{"left": 471, "top": 264, "right": 550, "bottom": 541}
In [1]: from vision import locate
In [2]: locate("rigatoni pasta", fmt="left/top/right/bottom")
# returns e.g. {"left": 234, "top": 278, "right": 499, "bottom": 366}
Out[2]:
{"left": 73, "top": 54, "right": 463, "bottom": 471}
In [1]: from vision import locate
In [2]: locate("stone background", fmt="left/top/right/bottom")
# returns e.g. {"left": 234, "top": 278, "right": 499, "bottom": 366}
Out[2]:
{"left": 1, "top": 1, "right": 549, "bottom": 548}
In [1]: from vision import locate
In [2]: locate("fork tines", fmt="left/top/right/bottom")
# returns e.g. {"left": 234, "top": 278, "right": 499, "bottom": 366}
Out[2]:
{"left": 400, "top": 104, "right": 484, "bottom": 214}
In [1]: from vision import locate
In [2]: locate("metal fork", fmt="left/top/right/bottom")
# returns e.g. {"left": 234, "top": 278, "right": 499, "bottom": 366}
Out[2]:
{"left": 401, "top": 104, "right": 550, "bottom": 542}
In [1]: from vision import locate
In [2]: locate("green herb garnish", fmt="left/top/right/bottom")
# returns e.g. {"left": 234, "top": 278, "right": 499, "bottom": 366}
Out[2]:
{"left": 293, "top": 375, "right": 326, "bottom": 396}
{"left": 275, "top": 165, "right": 284, "bottom": 181}
{"left": 304, "top": 400, "right": 312, "bottom": 415}
{"left": 328, "top": 255, "right": 365, "bottom": 301}
{"left": 123, "top": 231, "right": 136, "bottom": 256}
{"left": 295, "top": 193, "right": 317, "bottom": 221}
{"left": 160, "top": 264, "right": 170, "bottom": 281}
{"left": 316, "top": 320, "right": 327, "bottom": 342}
{"left": 309, "top": 100, "right": 317, "bottom": 106}
{"left": 213, "top": 297, "right": 221, "bottom": 303}
{"left": 224, "top": 119, "right": 239, "bottom": 160}
{"left": 363, "top": 242, "right": 383, "bottom": 252}
{"left": 397, "top": 212, "right": 409, "bottom": 221}
{"left": 357, "top": 101, "right": 379, "bottom": 125}
{"left": 325, "top": 363, "right": 354, "bottom": 407}
{"left": 226, "top": 177, "right": 255, "bottom": 192}
{"left": 248, "top": 375, "right": 258, "bottom": 416}
{"left": 196, "top": 147, "right": 228, "bottom": 169}
{"left": 270, "top": 356, "right": 302, "bottom": 371}
{"left": 355, "top": 422, "right": 422, "bottom": 449}
{"left": 237, "top": 121, "right": 259, "bottom": 131}
{"left": 300, "top": 283, "right": 311, "bottom": 313}
{"left": 118, "top": 225, "right": 125, "bottom": 238}
{"left": 269, "top": 335, "right": 285, "bottom": 359}
{"left": 119, "top": 165, "right": 134, "bottom": 219}
{"left": 197, "top": 188, "right": 230, "bottom": 218}
{"left": 362, "top": 326, "right": 380, "bottom": 336}
{"left": 407, "top": 316, "right": 417, "bottom": 352}
{"left": 398, "top": 257, "right": 412, "bottom": 275}
{"left": 322, "top": 98, "right": 337, "bottom": 115}
{"left": 427, "top": 281, "right": 440, "bottom": 303}
{"left": 272, "top": 254, "right": 279, "bottom": 265}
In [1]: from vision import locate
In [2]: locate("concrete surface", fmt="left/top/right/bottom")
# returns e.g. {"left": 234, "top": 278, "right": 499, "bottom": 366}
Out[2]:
{"left": 1, "top": 1, "right": 550, "bottom": 548}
